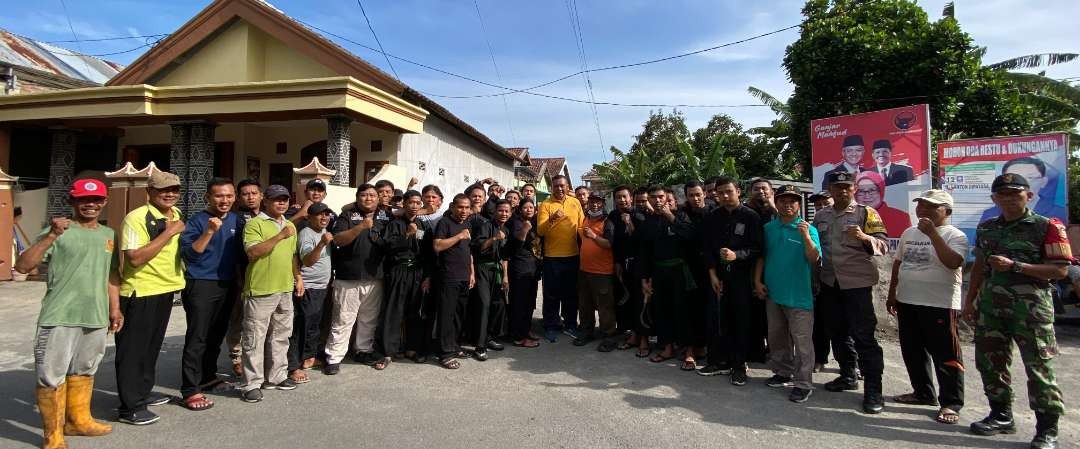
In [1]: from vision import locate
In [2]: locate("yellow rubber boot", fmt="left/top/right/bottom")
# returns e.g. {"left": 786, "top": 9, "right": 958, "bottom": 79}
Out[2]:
{"left": 63, "top": 376, "right": 112, "bottom": 436}
{"left": 35, "top": 384, "right": 68, "bottom": 449}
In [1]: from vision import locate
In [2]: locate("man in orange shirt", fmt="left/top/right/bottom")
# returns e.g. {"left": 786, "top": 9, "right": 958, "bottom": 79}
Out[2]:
{"left": 537, "top": 175, "right": 585, "bottom": 342}
{"left": 574, "top": 194, "right": 618, "bottom": 352}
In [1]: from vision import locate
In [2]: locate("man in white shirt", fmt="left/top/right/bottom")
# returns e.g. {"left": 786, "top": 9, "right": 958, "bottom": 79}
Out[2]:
{"left": 886, "top": 189, "right": 969, "bottom": 425}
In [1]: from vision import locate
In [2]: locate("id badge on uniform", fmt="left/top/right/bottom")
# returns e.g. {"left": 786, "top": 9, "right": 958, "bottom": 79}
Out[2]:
{"left": 734, "top": 223, "right": 746, "bottom": 236}
{"left": 415, "top": 229, "right": 425, "bottom": 240}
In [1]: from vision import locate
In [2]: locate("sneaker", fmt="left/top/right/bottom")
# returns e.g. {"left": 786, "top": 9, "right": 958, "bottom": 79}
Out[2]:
{"left": 276, "top": 379, "right": 298, "bottom": 390}
{"left": 486, "top": 339, "right": 505, "bottom": 351}
{"left": 824, "top": 376, "right": 859, "bottom": 392}
{"left": 766, "top": 374, "right": 795, "bottom": 388}
{"left": 352, "top": 351, "right": 374, "bottom": 365}
{"left": 544, "top": 329, "right": 559, "bottom": 343}
{"left": 118, "top": 409, "right": 161, "bottom": 425}
{"left": 240, "top": 389, "right": 263, "bottom": 403}
{"left": 563, "top": 328, "right": 581, "bottom": 339}
{"left": 789, "top": 388, "right": 813, "bottom": 403}
{"left": 730, "top": 369, "right": 748, "bottom": 386}
{"left": 697, "top": 364, "right": 731, "bottom": 376}
{"left": 146, "top": 392, "right": 172, "bottom": 406}
{"left": 323, "top": 363, "right": 341, "bottom": 375}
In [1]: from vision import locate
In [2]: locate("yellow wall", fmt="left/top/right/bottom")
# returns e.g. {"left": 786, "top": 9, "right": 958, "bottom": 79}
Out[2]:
{"left": 153, "top": 20, "right": 337, "bottom": 86}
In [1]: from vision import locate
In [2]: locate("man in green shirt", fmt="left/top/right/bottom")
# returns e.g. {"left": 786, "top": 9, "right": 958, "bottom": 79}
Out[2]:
{"left": 115, "top": 170, "right": 186, "bottom": 426}
{"left": 239, "top": 185, "right": 302, "bottom": 403}
{"left": 16, "top": 179, "right": 122, "bottom": 449}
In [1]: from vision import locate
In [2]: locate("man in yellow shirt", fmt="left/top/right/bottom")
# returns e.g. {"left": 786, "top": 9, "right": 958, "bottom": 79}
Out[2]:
{"left": 536, "top": 175, "right": 584, "bottom": 342}
{"left": 116, "top": 170, "right": 186, "bottom": 425}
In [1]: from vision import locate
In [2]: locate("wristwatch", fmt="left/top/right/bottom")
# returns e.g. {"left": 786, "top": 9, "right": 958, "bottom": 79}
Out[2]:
{"left": 1011, "top": 261, "right": 1024, "bottom": 273}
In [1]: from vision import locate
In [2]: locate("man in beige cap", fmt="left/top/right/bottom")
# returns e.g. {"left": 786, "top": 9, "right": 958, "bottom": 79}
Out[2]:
{"left": 115, "top": 170, "right": 186, "bottom": 425}
{"left": 886, "top": 189, "right": 969, "bottom": 425}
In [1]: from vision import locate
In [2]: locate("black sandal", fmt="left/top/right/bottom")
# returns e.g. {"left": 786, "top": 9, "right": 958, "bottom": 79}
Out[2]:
{"left": 373, "top": 357, "right": 390, "bottom": 370}
{"left": 439, "top": 358, "right": 460, "bottom": 370}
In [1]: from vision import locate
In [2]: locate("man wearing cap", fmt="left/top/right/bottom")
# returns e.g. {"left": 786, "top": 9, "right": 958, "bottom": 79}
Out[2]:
{"left": 886, "top": 190, "right": 969, "bottom": 424}
{"left": 16, "top": 179, "right": 121, "bottom": 448}
{"left": 325, "top": 183, "right": 389, "bottom": 374}
{"left": 808, "top": 191, "right": 833, "bottom": 213}
{"left": 821, "top": 134, "right": 867, "bottom": 190}
{"left": 964, "top": 173, "right": 1073, "bottom": 449}
{"left": 813, "top": 170, "right": 890, "bottom": 414}
{"left": 115, "top": 170, "right": 185, "bottom": 425}
{"left": 574, "top": 193, "right": 618, "bottom": 351}
{"left": 753, "top": 185, "right": 820, "bottom": 403}
{"left": 870, "top": 139, "right": 914, "bottom": 186}
{"left": 287, "top": 201, "right": 334, "bottom": 383}
{"left": 287, "top": 178, "right": 337, "bottom": 229}
{"left": 239, "top": 185, "right": 302, "bottom": 403}
{"left": 177, "top": 178, "right": 244, "bottom": 411}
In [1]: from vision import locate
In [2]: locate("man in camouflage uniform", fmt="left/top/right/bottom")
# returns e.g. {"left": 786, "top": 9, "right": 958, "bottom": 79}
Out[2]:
{"left": 963, "top": 173, "right": 1073, "bottom": 449}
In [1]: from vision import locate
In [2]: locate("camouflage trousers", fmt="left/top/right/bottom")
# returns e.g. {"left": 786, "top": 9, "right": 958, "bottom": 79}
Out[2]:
{"left": 975, "top": 287, "right": 1065, "bottom": 415}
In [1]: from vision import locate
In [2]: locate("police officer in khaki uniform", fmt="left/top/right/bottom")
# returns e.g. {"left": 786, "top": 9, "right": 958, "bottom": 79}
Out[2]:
{"left": 963, "top": 173, "right": 1073, "bottom": 449}
{"left": 813, "top": 171, "right": 890, "bottom": 414}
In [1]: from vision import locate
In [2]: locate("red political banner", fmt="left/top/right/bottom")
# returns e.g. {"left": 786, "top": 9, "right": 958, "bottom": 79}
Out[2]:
{"left": 811, "top": 104, "right": 932, "bottom": 238}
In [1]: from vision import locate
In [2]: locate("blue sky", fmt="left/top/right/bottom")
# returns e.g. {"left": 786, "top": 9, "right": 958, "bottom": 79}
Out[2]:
{"left": 3, "top": 0, "right": 1078, "bottom": 182}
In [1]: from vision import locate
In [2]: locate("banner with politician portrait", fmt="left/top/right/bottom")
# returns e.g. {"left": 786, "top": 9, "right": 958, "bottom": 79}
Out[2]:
{"left": 811, "top": 104, "right": 932, "bottom": 239}
{"left": 937, "top": 133, "right": 1070, "bottom": 246}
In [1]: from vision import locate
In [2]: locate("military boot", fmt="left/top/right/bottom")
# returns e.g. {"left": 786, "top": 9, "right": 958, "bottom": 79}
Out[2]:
{"left": 970, "top": 402, "right": 1016, "bottom": 436}
{"left": 1030, "top": 412, "right": 1058, "bottom": 449}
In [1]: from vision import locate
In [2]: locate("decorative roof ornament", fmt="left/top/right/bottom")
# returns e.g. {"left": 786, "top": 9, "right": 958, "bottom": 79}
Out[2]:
{"left": 293, "top": 157, "right": 337, "bottom": 176}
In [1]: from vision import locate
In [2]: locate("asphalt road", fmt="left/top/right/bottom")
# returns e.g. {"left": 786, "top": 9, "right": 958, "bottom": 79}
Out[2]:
{"left": 0, "top": 281, "right": 1077, "bottom": 449}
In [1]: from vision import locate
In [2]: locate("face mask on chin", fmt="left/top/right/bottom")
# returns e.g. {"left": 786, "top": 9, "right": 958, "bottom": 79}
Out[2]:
{"left": 585, "top": 209, "right": 605, "bottom": 219}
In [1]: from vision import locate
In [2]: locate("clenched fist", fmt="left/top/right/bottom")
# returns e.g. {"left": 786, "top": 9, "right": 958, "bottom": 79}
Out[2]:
{"left": 207, "top": 217, "right": 222, "bottom": 233}
{"left": 407, "top": 222, "right": 418, "bottom": 237}
{"left": 458, "top": 228, "right": 471, "bottom": 241}
{"left": 49, "top": 217, "right": 71, "bottom": 238}
{"left": 165, "top": 219, "right": 186, "bottom": 237}
{"left": 278, "top": 225, "right": 295, "bottom": 239}
{"left": 320, "top": 232, "right": 334, "bottom": 245}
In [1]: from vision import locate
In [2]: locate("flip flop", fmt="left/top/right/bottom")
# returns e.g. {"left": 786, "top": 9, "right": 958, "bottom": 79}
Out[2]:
{"left": 373, "top": 357, "right": 391, "bottom": 371}
{"left": 182, "top": 394, "right": 214, "bottom": 411}
{"left": 636, "top": 347, "right": 650, "bottom": 358}
{"left": 650, "top": 352, "right": 674, "bottom": 363}
{"left": 680, "top": 359, "right": 697, "bottom": 371}
{"left": 936, "top": 407, "right": 960, "bottom": 424}
{"left": 513, "top": 339, "right": 540, "bottom": 348}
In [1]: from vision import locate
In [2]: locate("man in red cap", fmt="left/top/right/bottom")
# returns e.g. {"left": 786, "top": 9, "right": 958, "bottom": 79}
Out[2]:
{"left": 16, "top": 179, "right": 123, "bottom": 449}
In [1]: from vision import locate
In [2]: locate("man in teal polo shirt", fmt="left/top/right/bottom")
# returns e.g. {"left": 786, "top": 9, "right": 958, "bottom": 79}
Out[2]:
{"left": 754, "top": 185, "right": 821, "bottom": 403}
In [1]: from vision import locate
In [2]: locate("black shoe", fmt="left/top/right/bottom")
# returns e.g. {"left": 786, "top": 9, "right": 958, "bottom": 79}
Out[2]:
{"left": 239, "top": 388, "right": 263, "bottom": 403}
{"left": 862, "top": 394, "right": 885, "bottom": 414}
{"left": 473, "top": 348, "right": 488, "bottom": 361}
{"left": 146, "top": 392, "right": 171, "bottom": 406}
{"left": 486, "top": 339, "right": 505, "bottom": 351}
{"left": 697, "top": 364, "right": 731, "bottom": 376}
{"left": 323, "top": 363, "right": 341, "bottom": 375}
{"left": 352, "top": 351, "right": 375, "bottom": 364}
{"left": 118, "top": 409, "right": 161, "bottom": 425}
{"left": 730, "top": 369, "right": 748, "bottom": 386}
{"left": 789, "top": 388, "right": 813, "bottom": 403}
{"left": 766, "top": 374, "right": 794, "bottom": 388}
{"left": 264, "top": 379, "right": 297, "bottom": 391}
{"left": 824, "top": 376, "right": 859, "bottom": 392}
{"left": 1030, "top": 412, "right": 1058, "bottom": 449}
{"left": 970, "top": 407, "right": 1016, "bottom": 436}
{"left": 572, "top": 335, "right": 593, "bottom": 346}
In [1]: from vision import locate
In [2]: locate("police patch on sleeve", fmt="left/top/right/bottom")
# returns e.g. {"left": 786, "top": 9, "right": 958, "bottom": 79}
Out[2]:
{"left": 1043, "top": 218, "right": 1074, "bottom": 262}
{"left": 862, "top": 207, "right": 887, "bottom": 235}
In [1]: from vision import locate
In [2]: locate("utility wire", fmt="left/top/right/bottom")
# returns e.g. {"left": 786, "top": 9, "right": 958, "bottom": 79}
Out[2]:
{"left": 565, "top": 0, "right": 606, "bottom": 155}
{"left": 45, "top": 33, "right": 169, "bottom": 44}
{"left": 472, "top": 0, "right": 518, "bottom": 146}
{"left": 56, "top": 0, "right": 93, "bottom": 74}
{"left": 355, "top": 0, "right": 400, "bottom": 81}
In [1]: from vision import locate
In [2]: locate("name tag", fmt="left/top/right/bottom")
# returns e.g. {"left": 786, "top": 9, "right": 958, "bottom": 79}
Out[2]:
{"left": 415, "top": 230, "right": 425, "bottom": 240}
{"left": 734, "top": 223, "right": 745, "bottom": 236}
{"left": 351, "top": 212, "right": 363, "bottom": 221}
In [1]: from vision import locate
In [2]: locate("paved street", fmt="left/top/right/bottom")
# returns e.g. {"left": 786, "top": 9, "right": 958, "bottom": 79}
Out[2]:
{"left": 0, "top": 280, "right": 1077, "bottom": 449}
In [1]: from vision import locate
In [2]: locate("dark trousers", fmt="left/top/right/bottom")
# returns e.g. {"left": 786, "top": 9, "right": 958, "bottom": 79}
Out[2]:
{"left": 705, "top": 284, "right": 724, "bottom": 367}
{"left": 542, "top": 256, "right": 579, "bottom": 331}
{"left": 718, "top": 275, "right": 755, "bottom": 367}
{"left": 508, "top": 272, "right": 539, "bottom": 340}
{"left": 436, "top": 279, "right": 470, "bottom": 359}
{"left": 650, "top": 264, "right": 692, "bottom": 346}
{"left": 288, "top": 288, "right": 327, "bottom": 370}
{"left": 820, "top": 282, "right": 884, "bottom": 393}
{"left": 813, "top": 298, "right": 832, "bottom": 364}
{"left": 617, "top": 261, "right": 647, "bottom": 336}
{"left": 898, "top": 302, "right": 964, "bottom": 410}
{"left": 180, "top": 280, "right": 235, "bottom": 398}
{"left": 467, "top": 264, "right": 506, "bottom": 347}
{"left": 375, "top": 264, "right": 424, "bottom": 357}
{"left": 115, "top": 291, "right": 176, "bottom": 414}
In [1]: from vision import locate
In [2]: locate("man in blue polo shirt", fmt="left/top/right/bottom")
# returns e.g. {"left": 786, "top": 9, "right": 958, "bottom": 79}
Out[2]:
{"left": 178, "top": 178, "right": 243, "bottom": 411}
{"left": 754, "top": 185, "right": 821, "bottom": 403}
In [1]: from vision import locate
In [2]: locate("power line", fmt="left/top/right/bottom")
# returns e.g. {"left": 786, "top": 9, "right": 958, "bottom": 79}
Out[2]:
{"left": 472, "top": 0, "right": 518, "bottom": 146}
{"left": 56, "top": 0, "right": 93, "bottom": 74}
{"left": 565, "top": 0, "right": 606, "bottom": 155}
{"left": 45, "top": 33, "right": 169, "bottom": 44}
{"left": 355, "top": 0, "right": 400, "bottom": 81}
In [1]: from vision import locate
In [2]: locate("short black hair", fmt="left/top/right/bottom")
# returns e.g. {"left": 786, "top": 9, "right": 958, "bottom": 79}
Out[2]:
{"left": 464, "top": 183, "right": 486, "bottom": 196}
{"left": 551, "top": 174, "right": 569, "bottom": 184}
{"left": 748, "top": 177, "right": 772, "bottom": 188}
{"left": 575, "top": 185, "right": 589, "bottom": 192}
{"left": 1002, "top": 156, "right": 1047, "bottom": 177}
{"left": 714, "top": 175, "right": 738, "bottom": 189}
{"left": 402, "top": 190, "right": 422, "bottom": 201}
{"left": 495, "top": 199, "right": 512, "bottom": 208}
{"left": 612, "top": 185, "right": 632, "bottom": 196}
{"left": 451, "top": 193, "right": 470, "bottom": 205}
{"left": 237, "top": 178, "right": 261, "bottom": 191}
{"left": 522, "top": 183, "right": 536, "bottom": 190}
{"left": 663, "top": 187, "right": 675, "bottom": 195}
{"left": 206, "top": 177, "right": 233, "bottom": 191}
{"left": 421, "top": 184, "right": 443, "bottom": 199}
{"left": 356, "top": 183, "right": 377, "bottom": 194}
{"left": 705, "top": 177, "right": 720, "bottom": 186}
{"left": 505, "top": 190, "right": 520, "bottom": 197}
{"left": 374, "top": 180, "right": 395, "bottom": 190}
{"left": 633, "top": 186, "right": 649, "bottom": 197}
{"left": 683, "top": 180, "right": 704, "bottom": 194}
{"left": 646, "top": 184, "right": 665, "bottom": 195}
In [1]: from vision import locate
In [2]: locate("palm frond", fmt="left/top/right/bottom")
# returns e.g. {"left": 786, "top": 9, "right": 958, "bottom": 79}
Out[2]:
{"left": 988, "top": 53, "right": 1079, "bottom": 71}
{"left": 942, "top": 2, "right": 954, "bottom": 18}
{"left": 1001, "top": 72, "right": 1080, "bottom": 104}
{"left": 747, "top": 86, "right": 790, "bottom": 119}
{"left": 1019, "top": 93, "right": 1080, "bottom": 118}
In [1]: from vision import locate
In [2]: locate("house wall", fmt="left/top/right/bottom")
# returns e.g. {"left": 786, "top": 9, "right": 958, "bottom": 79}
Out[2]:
{"left": 398, "top": 115, "right": 513, "bottom": 198}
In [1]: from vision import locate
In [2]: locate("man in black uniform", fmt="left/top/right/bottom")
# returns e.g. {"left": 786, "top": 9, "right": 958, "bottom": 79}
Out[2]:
{"left": 468, "top": 200, "right": 512, "bottom": 361}
{"left": 638, "top": 185, "right": 694, "bottom": 364}
{"left": 432, "top": 194, "right": 475, "bottom": 370}
{"left": 702, "top": 176, "right": 763, "bottom": 386}
{"left": 375, "top": 190, "right": 433, "bottom": 366}
{"left": 679, "top": 180, "right": 713, "bottom": 370}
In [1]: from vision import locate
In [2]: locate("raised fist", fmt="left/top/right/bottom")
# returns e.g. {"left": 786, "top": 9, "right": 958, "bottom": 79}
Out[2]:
{"left": 458, "top": 228, "right": 472, "bottom": 240}
{"left": 165, "top": 219, "right": 186, "bottom": 237}
{"left": 495, "top": 229, "right": 506, "bottom": 241}
{"left": 407, "top": 222, "right": 419, "bottom": 236}
{"left": 207, "top": 217, "right": 222, "bottom": 233}
{"left": 320, "top": 232, "right": 334, "bottom": 245}
{"left": 279, "top": 225, "right": 296, "bottom": 239}
{"left": 49, "top": 218, "right": 70, "bottom": 237}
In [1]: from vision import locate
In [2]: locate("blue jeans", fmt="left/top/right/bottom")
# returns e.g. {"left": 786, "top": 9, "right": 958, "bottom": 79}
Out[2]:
{"left": 542, "top": 256, "right": 579, "bottom": 331}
